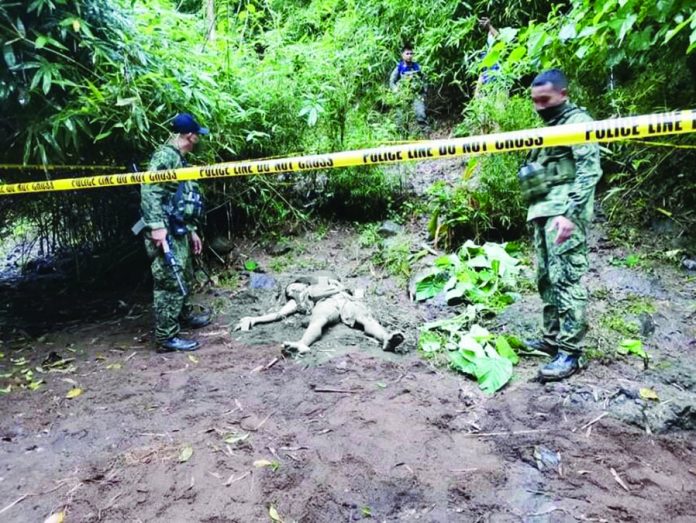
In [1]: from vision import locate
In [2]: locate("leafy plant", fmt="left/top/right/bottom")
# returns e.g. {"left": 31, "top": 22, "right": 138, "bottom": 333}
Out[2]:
{"left": 412, "top": 240, "right": 521, "bottom": 309}
{"left": 618, "top": 338, "right": 648, "bottom": 360}
{"left": 415, "top": 242, "right": 528, "bottom": 393}
{"left": 421, "top": 323, "right": 518, "bottom": 394}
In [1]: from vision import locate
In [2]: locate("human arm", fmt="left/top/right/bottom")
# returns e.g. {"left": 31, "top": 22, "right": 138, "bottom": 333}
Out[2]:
{"left": 479, "top": 17, "right": 499, "bottom": 38}
{"left": 141, "top": 146, "right": 182, "bottom": 244}
{"left": 564, "top": 113, "right": 603, "bottom": 224}
{"left": 234, "top": 300, "right": 299, "bottom": 331}
{"left": 550, "top": 113, "right": 602, "bottom": 244}
{"left": 190, "top": 231, "right": 203, "bottom": 255}
{"left": 389, "top": 66, "right": 400, "bottom": 90}
{"left": 307, "top": 280, "right": 345, "bottom": 301}
{"left": 141, "top": 183, "right": 169, "bottom": 233}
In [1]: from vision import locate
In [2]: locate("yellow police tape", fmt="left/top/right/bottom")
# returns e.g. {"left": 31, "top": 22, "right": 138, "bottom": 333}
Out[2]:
{"left": 0, "top": 163, "right": 126, "bottom": 171}
{"left": 0, "top": 109, "right": 694, "bottom": 196}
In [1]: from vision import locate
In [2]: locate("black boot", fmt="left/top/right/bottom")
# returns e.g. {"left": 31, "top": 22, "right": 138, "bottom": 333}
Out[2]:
{"left": 538, "top": 352, "right": 580, "bottom": 382}
{"left": 157, "top": 336, "right": 200, "bottom": 353}
{"left": 524, "top": 338, "right": 558, "bottom": 356}
{"left": 181, "top": 311, "right": 212, "bottom": 329}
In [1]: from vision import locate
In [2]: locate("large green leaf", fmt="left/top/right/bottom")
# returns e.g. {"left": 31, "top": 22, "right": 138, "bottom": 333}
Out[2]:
{"left": 618, "top": 339, "right": 648, "bottom": 359}
{"left": 473, "top": 357, "right": 513, "bottom": 394}
{"left": 457, "top": 335, "right": 486, "bottom": 358}
{"left": 449, "top": 351, "right": 476, "bottom": 375}
{"left": 495, "top": 336, "right": 519, "bottom": 365}
{"left": 414, "top": 269, "right": 449, "bottom": 301}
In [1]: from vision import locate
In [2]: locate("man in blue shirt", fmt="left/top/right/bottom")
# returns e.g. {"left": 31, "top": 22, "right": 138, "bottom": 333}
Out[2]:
{"left": 389, "top": 45, "right": 428, "bottom": 131}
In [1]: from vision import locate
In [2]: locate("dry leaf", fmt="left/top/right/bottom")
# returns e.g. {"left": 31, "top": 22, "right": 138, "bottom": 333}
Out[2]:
{"left": 269, "top": 505, "right": 283, "bottom": 522}
{"left": 66, "top": 387, "right": 83, "bottom": 398}
{"left": 188, "top": 354, "right": 199, "bottom": 364}
{"left": 179, "top": 445, "right": 193, "bottom": 463}
{"left": 224, "top": 433, "right": 249, "bottom": 445}
{"left": 253, "top": 459, "right": 273, "bottom": 468}
{"left": 639, "top": 388, "right": 659, "bottom": 401}
{"left": 44, "top": 512, "right": 65, "bottom": 523}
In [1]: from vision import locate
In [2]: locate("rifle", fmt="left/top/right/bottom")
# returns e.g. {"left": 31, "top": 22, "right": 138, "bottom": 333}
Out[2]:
{"left": 129, "top": 161, "right": 187, "bottom": 297}
{"left": 162, "top": 237, "right": 188, "bottom": 296}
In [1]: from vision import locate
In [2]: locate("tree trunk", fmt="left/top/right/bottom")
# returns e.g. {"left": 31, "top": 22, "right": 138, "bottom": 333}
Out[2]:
{"left": 205, "top": 0, "right": 215, "bottom": 41}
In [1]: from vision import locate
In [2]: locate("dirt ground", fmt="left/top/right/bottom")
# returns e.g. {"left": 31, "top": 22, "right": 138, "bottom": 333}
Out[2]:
{"left": 1, "top": 216, "right": 695, "bottom": 522}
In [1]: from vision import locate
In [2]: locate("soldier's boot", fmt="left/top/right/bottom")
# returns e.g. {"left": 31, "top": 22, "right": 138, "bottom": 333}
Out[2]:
{"left": 538, "top": 351, "right": 580, "bottom": 382}
{"left": 181, "top": 310, "right": 212, "bottom": 329}
{"left": 158, "top": 336, "right": 200, "bottom": 353}
{"left": 524, "top": 338, "right": 558, "bottom": 356}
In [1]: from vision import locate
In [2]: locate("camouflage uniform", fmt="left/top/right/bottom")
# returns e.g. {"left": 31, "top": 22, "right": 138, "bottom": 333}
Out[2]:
{"left": 521, "top": 103, "right": 602, "bottom": 355}
{"left": 141, "top": 145, "right": 202, "bottom": 342}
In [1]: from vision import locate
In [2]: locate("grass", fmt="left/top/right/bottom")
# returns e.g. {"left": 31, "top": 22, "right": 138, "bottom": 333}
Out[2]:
{"left": 600, "top": 313, "right": 641, "bottom": 337}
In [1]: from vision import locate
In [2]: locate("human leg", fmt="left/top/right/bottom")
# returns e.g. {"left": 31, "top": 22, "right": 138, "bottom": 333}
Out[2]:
{"left": 545, "top": 221, "right": 589, "bottom": 355}
{"left": 282, "top": 299, "right": 339, "bottom": 355}
{"left": 538, "top": 220, "right": 590, "bottom": 380}
{"left": 344, "top": 302, "right": 404, "bottom": 352}
{"left": 533, "top": 219, "right": 560, "bottom": 351}
{"left": 148, "top": 235, "right": 198, "bottom": 351}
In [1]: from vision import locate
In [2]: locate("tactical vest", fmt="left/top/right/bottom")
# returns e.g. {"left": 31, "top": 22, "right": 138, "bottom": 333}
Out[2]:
{"left": 518, "top": 104, "right": 586, "bottom": 201}
{"left": 165, "top": 181, "right": 204, "bottom": 236}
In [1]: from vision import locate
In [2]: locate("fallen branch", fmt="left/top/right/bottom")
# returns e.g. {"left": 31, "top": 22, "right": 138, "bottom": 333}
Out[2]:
{"left": 225, "top": 471, "right": 250, "bottom": 486}
{"left": 610, "top": 468, "right": 630, "bottom": 492}
{"left": 0, "top": 494, "right": 28, "bottom": 515}
{"left": 311, "top": 387, "right": 360, "bottom": 394}
{"left": 580, "top": 412, "right": 608, "bottom": 431}
{"left": 525, "top": 507, "right": 569, "bottom": 518}
{"left": 263, "top": 358, "right": 279, "bottom": 371}
{"left": 0, "top": 479, "right": 75, "bottom": 515}
{"left": 462, "top": 429, "right": 550, "bottom": 438}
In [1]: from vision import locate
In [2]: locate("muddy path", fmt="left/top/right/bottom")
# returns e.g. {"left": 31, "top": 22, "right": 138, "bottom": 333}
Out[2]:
{"left": 1, "top": 220, "right": 695, "bottom": 522}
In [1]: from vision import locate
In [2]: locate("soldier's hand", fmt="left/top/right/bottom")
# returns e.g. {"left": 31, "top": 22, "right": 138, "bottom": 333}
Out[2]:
{"left": 550, "top": 216, "right": 575, "bottom": 245}
{"left": 190, "top": 231, "right": 203, "bottom": 255}
{"left": 235, "top": 317, "right": 254, "bottom": 331}
{"left": 478, "top": 17, "right": 491, "bottom": 29}
{"left": 150, "top": 227, "right": 167, "bottom": 249}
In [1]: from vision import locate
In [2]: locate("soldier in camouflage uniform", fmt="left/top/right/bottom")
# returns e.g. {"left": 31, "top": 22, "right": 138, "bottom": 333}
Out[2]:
{"left": 519, "top": 69, "right": 602, "bottom": 381}
{"left": 140, "top": 113, "right": 211, "bottom": 352}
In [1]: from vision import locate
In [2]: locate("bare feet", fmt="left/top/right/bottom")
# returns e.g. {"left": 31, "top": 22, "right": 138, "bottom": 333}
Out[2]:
{"left": 282, "top": 341, "right": 311, "bottom": 356}
{"left": 234, "top": 317, "right": 254, "bottom": 331}
{"left": 382, "top": 331, "right": 405, "bottom": 352}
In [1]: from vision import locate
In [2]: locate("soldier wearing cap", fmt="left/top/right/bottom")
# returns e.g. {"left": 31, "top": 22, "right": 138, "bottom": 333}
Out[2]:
{"left": 140, "top": 113, "right": 211, "bottom": 352}
{"left": 520, "top": 69, "right": 603, "bottom": 381}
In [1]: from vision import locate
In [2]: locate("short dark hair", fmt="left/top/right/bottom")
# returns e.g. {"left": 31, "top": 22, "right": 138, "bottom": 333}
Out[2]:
{"left": 402, "top": 44, "right": 413, "bottom": 52}
{"left": 531, "top": 69, "right": 568, "bottom": 91}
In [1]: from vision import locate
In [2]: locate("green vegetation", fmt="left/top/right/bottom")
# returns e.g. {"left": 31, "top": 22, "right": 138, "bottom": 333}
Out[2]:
{"left": 1, "top": 0, "right": 695, "bottom": 276}
{"left": 592, "top": 294, "right": 656, "bottom": 364}
{"left": 412, "top": 241, "right": 521, "bottom": 308}
{"left": 600, "top": 312, "right": 641, "bottom": 337}
{"left": 415, "top": 241, "right": 527, "bottom": 393}
{"left": 373, "top": 235, "right": 416, "bottom": 283}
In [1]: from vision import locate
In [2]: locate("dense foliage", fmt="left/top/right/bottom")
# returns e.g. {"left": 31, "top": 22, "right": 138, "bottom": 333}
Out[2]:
{"left": 1, "top": 0, "right": 695, "bottom": 265}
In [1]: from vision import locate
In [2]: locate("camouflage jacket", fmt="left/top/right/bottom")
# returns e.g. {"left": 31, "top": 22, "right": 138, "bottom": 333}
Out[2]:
{"left": 140, "top": 145, "right": 202, "bottom": 232}
{"left": 525, "top": 103, "right": 603, "bottom": 223}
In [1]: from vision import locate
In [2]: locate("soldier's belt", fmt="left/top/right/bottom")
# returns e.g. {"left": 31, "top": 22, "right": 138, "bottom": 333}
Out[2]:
{"left": 1, "top": 109, "right": 695, "bottom": 196}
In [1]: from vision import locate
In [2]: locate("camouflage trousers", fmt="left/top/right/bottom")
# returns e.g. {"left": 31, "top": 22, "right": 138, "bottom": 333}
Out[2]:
{"left": 145, "top": 233, "right": 194, "bottom": 342}
{"left": 533, "top": 217, "right": 590, "bottom": 355}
